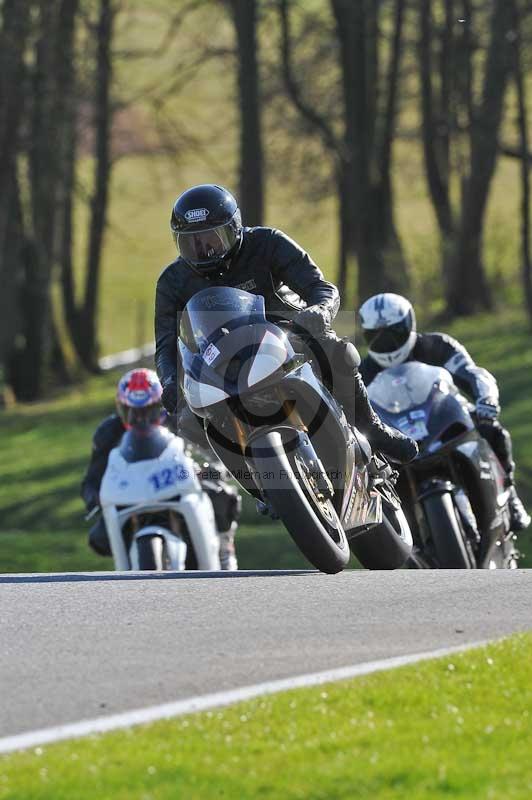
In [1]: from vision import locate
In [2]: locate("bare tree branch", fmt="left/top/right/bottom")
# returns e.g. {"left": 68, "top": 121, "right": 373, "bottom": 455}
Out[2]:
{"left": 510, "top": 0, "right": 532, "bottom": 321}
{"left": 278, "top": 0, "right": 339, "bottom": 157}
{"left": 500, "top": 144, "right": 532, "bottom": 165}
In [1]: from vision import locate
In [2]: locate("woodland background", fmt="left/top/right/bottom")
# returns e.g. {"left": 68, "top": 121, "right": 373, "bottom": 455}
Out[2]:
{"left": 1, "top": 0, "right": 532, "bottom": 400}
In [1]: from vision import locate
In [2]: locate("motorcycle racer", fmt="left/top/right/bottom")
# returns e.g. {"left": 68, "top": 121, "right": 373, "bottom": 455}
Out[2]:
{"left": 358, "top": 292, "right": 530, "bottom": 533}
{"left": 81, "top": 368, "right": 241, "bottom": 569}
{"left": 155, "top": 184, "right": 418, "bottom": 466}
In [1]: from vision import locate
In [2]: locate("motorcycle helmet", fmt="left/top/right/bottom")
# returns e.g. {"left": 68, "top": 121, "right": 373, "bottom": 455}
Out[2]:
{"left": 170, "top": 184, "right": 243, "bottom": 276}
{"left": 359, "top": 293, "right": 417, "bottom": 368}
{"left": 116, "top": 368, "right": 165, "bottom": 428}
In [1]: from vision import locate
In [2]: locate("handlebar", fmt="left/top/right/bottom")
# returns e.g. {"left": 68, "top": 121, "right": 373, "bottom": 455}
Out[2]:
{"left": 84, "top": 506, "right": 100, "bottom": 521}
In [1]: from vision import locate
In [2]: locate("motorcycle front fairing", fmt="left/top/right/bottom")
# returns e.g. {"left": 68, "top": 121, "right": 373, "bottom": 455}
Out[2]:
{"left": 101, "top": 433, "right": 200, "bottom": 506}
{"left": 100, "top": 428, "right": 219, "bottom": 570}
{"left": 368, "top": 362, "right": 474, "bottom": 454}
{"left": 179, "top": 289, "right": 302, "bottom": 418}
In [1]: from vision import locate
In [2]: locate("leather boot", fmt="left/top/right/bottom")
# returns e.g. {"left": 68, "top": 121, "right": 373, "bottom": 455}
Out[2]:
{"left": 507, "top": 485, "right": 531, "bottom": 532}
{"left": 342, "top": 374, "right": 418, "bottom": 465}
{"left": 218, "top": 524, "right": 239, "bottom": 570}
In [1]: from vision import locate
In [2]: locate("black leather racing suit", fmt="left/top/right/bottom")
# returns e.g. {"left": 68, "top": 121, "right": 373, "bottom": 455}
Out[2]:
{"left": 81, "top": 414, "right": 241, "bottom": 556}
{"left": 155, "top": 226, "right": 415, "bottom": 459}
{"left": 360, "top": 332, "right": 514, "bottom": 478}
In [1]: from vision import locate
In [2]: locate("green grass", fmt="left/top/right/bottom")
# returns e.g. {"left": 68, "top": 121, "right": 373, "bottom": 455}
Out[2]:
{"left": 1, "top": 634, "right": 530, "bottom": 799}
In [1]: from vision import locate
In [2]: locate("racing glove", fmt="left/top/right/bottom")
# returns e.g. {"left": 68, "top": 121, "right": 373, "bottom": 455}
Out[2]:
{"left": 294, "top": 305, "right": 332, "bottom": 336}
{"left": 161, "top": 376, "right": 179, "bottom": 414}
{"left": 476, "top": 397, "right": 500, "bottom": 421}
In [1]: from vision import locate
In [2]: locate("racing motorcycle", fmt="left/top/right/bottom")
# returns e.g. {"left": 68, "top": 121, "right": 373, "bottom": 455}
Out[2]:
{"left": 178, "top": 286, "right": 414, "bottom": 574}
{"left": 368, "top": 361, "right": 518, "bottom": 569}
{"left": 100, "top": 425, "right": 220, "bottom": 571}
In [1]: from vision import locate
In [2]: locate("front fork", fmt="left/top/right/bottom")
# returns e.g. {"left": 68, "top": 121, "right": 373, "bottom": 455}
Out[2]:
{"left": 417, "top": 477, "right": 479, "bottom": 564}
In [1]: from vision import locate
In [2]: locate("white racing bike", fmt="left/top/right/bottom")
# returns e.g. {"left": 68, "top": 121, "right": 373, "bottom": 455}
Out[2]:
{"left": 100, "top": 424, "right": 220, "bottom": 571}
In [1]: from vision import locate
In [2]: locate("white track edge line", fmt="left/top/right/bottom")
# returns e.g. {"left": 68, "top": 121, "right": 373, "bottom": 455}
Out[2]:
{"left": 0, "top": 640, "right": 489, "bottom": 755}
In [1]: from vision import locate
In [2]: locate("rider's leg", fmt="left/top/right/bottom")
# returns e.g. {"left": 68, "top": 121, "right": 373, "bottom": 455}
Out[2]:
{"left": 218, "top": 524, "right": 239, "bottom": 571}
{"left": 315, "top": 332, "right": 418, "bottom": 464}
{"left": 203, "top": 480, "right": 241, "bottom": 570}
{"left": 477, "top": 420, "right": 530, "bottom": 531}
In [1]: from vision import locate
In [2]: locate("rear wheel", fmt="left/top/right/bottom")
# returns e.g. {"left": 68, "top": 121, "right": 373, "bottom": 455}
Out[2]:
{"left": 349, "top": 501, "right": 414, "bottom": 570}
{"left": 136, "top": 535, "right": 165, "bottom": 570}
{"left": 252, "top": 431, "right": 350, "bottom": 574}
{"left": 422, "top": 493, "right": 474, "bottom": 568}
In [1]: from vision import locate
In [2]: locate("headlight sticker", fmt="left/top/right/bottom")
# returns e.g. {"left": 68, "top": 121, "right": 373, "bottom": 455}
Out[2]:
{"left": 203, "top": 342, "right": 221, "bottom": 366}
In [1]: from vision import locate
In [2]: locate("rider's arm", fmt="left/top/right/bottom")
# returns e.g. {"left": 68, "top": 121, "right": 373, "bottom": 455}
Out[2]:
{"left": 155, "top": 267, "right": 182, "bottom": 386}
{"left": 80, "top": 416, "right": 124, "bottom": 511}
{"left": 420, "top": 332, "right": 499, "bottom": 404}
{"left": 270, "top": 229, "right": 340, "bottom": 319}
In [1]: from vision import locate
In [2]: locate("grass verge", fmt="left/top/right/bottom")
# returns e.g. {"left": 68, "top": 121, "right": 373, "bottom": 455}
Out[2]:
{"left": 1, "top": 633, "right": 531, "bottom": 799}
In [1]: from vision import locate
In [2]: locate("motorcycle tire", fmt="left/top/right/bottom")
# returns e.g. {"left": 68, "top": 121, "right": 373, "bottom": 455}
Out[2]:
{"left": 251, "top": 430, "right": 350, "bottom": 574}
{"left": 136, "top": 534, "right": 165, "bottom": 571}
{"left": 422, "top": 492, "right": 474, "bottom": 569}
{"left": 349, "top": 501, "right": 414, "bottom": 570}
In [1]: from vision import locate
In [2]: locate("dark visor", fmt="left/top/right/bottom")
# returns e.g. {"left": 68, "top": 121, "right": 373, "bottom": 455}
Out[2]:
{"left": 177, "top": 223, "right": 238, "bottom": 266}
{"left": 363, "top": 319, "right": 411, "bottom": 354}
{"left": 118, "top": 403, "right": 163, "bottom": 428}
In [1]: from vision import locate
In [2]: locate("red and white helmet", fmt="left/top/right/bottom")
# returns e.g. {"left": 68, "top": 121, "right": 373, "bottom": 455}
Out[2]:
{"left": 116, "top": 368, "right": 165, "bottom": 428}
{"left": 359, "top": 293, "right": 417, "bottom": 368}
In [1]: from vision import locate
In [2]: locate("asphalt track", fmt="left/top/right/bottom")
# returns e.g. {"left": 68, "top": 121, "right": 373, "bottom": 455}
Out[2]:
{"left": 0, "top": 569, "right": 531, "bottom": 740}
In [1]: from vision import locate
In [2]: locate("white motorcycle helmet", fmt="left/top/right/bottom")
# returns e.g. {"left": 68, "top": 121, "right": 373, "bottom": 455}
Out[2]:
{"left": 359, "top": 293, "right": 417, "bottom": 368}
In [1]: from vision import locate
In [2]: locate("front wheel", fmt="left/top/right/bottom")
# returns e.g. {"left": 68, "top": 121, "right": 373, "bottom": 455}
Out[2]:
{"left": 251, "top": 431, "right": 350, "bottom": 574}
{"left": 422, "top": 492, "right": 474, "bottom": 569}
{"left": 136, "top": 535, "right": 165, "bottom": 570}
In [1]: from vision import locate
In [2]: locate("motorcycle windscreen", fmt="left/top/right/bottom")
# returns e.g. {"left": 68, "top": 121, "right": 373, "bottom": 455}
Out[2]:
{"left": 368, "top": 362, "right": 453, "bottom": 414}
{"left": 180, "top": 287, "right": 266, "bottom": 354}
{"left": 119, "top": 426, "right": 174, "bottom": 463}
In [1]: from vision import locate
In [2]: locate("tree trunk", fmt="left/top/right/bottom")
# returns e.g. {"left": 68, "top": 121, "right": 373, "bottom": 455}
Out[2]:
{"left": 332, "top": 0, "right": 408, "bottom": 303}
{"left": 58, "top": 0, "right": 85, "bottom": 361}
{"left": 375, "top": 0, "right": 409, "bottom": 294}
{"left": 229, "top": 0, "right": 264, "bottom": 226}
{"left": 0, "top": 0, "right": 32, "bottom": 376}
{"left": 331, "top": 1, "right": 368, "bottom": 300}
{"left": 511, "top": 0, "right": 532, "bottom": 323}
{"left": 278, "top": 0, "right": 350, "bottom": 297}
{"left": 446, "top": 0, "right": 513, "bottom": 314}
{"left": 8, "top": 0, "right": 81, "bottom": 399}
{"left": 60, "top": 88, "right": 84, "bottom": 358}
{"left": 0, "top": 164, "right": 23, "bottom": 372}
{"left": 79, "top": 0, "right": 114, "bottom": 371}
{"left": 0, "top": 0, "right": 31, "bottom": 247}
{"left": 419, "top": 0, "right": 454, "bottom": 240}
{"left": 419, "top": 0, "right": 458, "bottom": 288}
{"left": 336, "top": 169, "right": 349, "bottom": 299}
{"left": 15, "top": 0, "right": 60, "bottom": 399}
